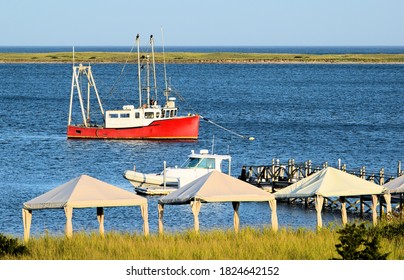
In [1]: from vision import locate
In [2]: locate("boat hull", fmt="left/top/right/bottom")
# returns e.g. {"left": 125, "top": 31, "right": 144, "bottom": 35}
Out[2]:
{"left": 124, "top": 170, "right": 179, "bottom": 195}
{"left": 124, "top": 170, "right": 179, "bottom": 188}
{"left": 134, "top": 186, "right": 178, "bottom": 195}
{"left": 67, "top": 115, "right": 200, "bottom": 140}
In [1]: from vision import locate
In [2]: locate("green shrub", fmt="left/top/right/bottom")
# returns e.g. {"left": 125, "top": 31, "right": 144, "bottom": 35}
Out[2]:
{"left": 334, "top": 223, "right": 389, "bottom": 260}
{"left": 376, "top": 221, "right": 404, "bottom": 239}
{"left": 0, "top": 233, "right": 29, "bottom": 258}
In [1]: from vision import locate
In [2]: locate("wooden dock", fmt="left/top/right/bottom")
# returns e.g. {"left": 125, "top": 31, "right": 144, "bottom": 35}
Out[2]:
{"left": 239, "top": 159, "right": 403, "bottom": 217}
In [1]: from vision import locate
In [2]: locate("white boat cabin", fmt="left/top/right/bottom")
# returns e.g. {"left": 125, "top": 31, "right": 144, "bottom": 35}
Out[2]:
{"left": 164, "top": 149, "right": 232, "bottom": 178}
{"left": 105, "top": 98, "right": 178, "bottom": 128}
{"left": 180, "top": 149, "right": 231, "bottom": 173}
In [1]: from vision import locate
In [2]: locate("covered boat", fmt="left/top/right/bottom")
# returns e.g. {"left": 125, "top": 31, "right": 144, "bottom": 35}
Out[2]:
{"left": 67, "top": 34, "right": 199, "bottom": 140}
{"left": 124, "top": 149, "right": 232, "bottom": 195}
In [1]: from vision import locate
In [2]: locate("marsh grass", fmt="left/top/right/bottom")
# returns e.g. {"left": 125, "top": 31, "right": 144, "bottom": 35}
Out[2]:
{"left": 1, "top": 52, "right": 404, "bottom": 64}
{"left": 0, "top": 226, "right": 342, "bottom": 260}
{"left": 3, "top": 221, "right": 404, "bottom": 260}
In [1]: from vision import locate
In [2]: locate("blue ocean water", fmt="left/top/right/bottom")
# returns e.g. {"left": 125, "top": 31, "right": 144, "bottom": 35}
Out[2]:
{"left": 0, "top": 48, "right": 403, "bottom": 238}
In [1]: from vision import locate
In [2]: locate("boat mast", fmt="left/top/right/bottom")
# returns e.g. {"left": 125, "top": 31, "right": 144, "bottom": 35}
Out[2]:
{"left": 86, "top": 66, "right": 91, "bottom": 122}
{"left": 146, "top": 54, "right": 150, "bottom": 107}
{"left": 150, "top": 35, "right": 158, "bottom": 104}
{"left": 136, "top": 34, "right": 142, "bottom": 108}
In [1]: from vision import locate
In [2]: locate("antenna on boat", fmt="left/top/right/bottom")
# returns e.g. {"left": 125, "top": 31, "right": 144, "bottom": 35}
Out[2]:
{"left": 211, "top": 135, "right": 215, "bottom": 154}
{"left": 136, "top": 34, "right": 142, "bottom": 108}
{"left": 161, "top": 26, "right": 170, "bottom": 103}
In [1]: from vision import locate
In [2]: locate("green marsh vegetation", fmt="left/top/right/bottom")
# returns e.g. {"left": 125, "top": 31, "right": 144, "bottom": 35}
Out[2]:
{"left": 1, "top": 52, "right": 404, "bottom": 64}
{"left": 1, "top": 219, "right": 403, "bottom": 260}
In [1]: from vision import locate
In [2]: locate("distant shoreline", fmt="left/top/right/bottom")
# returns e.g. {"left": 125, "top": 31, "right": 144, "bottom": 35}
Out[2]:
{"left": 1, "top": 52, "right": 404, "bottom": 64}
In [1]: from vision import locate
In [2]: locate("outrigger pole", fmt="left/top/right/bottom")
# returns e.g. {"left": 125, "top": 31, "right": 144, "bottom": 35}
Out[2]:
{"left": 68, "top": 62, "right": 104, "bottom": 128}
{"left": 68, "top": 47, "right": 75, "bottom": 126}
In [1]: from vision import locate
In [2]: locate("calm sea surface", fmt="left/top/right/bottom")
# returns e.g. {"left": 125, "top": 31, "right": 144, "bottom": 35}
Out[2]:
{"left": 0, "top": 47, "right": 403, "bottom": 238}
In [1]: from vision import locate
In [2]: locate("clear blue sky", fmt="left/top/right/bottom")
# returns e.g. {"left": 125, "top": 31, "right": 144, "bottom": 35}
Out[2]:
{"left": 1, "top": 0, "right": 403, "bottom": 46}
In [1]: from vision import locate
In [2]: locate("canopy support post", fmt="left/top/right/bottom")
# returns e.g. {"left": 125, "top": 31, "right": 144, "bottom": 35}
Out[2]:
{"left": 191, "top": 200, "right": 201, "bottom": 232}
{"left": 315, "top": 195, "right": 324, "bottom": 229}
{"left": 158, "top": 203, "right": 164, "bottom": 235}
{"left": 232, "top": 202, "right": 240, "bottom": 234}
{"left": 97, "top": 207, "right": 105, "bottom": 236}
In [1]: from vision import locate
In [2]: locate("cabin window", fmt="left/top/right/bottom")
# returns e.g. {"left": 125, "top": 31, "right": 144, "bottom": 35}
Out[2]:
{"left": 145, "top": 112, "right": 154, "bottom": 119}
{"left": 109, "top": 113, "right": 119, "bottom": 118}
{"left": 135, "top": 112, "right": 140, "bottom": 118}
{"left": 198, "top": 158, "right": 215, "bottom": 169}
{"left": 156, "top": 112, "right": 160, "bottom": 118}
{"left": 164, "top": 110, "right": 170, "bottom": 118}
{"left": 182, "top": 157, "right": 200, "bottom": 168}
{"left": 120, "top": 113, "right": 130, "bottom": 118}
{"left": 182, "top": 158, "right": 215, "bottom": 169}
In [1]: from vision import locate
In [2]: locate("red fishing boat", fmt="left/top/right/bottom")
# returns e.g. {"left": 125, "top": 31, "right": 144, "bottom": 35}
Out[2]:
{"left": 67, "top": 34, "right": 200, "bottom": 140}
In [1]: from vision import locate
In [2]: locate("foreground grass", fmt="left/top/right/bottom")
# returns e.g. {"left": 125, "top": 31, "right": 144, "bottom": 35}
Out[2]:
{"left": 1, "top": 52, "right": 404, "bottom": 64}
{"left": 4, "top": 223, "right": 404, "bottom": 260}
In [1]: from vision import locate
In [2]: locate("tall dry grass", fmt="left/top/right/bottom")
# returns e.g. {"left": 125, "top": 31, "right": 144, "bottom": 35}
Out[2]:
{"left": 4, "top": 220, "right": 403, "bottom": 260}
{"left": 8, "top": 226, "right": 339, "bottom": 260}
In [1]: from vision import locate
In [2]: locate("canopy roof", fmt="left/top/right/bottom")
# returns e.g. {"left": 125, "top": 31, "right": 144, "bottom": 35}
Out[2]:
{"left": 22, "top": 174, "right": 149, "bottom": 241}
{"left": 23, "top": 174, "right": 147, "bottom": 210}
{"left": 384, "top": 174, "right": 404, "bottom": 194}
{"left": 159, "top": 170, "right": 275, "bottom": 205}
{"left": 274, "top": 167, "right": 385, "bottom": 199}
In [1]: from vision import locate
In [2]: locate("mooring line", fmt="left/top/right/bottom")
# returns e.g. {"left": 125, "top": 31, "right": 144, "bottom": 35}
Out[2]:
{"left": 200, "top": 115, "right": 255, "bottom": 141}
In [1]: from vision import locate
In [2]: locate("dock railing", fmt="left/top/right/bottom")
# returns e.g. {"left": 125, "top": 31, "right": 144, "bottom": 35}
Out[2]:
{"left": 240, "top": 159, "right": 401, "bottom": 189}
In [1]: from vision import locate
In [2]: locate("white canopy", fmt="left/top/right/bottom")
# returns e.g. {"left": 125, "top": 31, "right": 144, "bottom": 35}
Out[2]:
{"left": 274, "top": 167, "right": 387, "bottom": 227}
{"left": 384, "top": 174, "right": 404, "bottom": 194}
{"left": 22, "top": 174, "right": 148, "bottom": 242}
{"left": 158, "top": 170, "right": 277, "bottom": 233}
{"left": 275, "top": 167, "right": 385, "bottom": 198}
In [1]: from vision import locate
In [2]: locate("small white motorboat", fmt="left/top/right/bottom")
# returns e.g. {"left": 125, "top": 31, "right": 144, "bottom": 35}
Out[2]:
{"left": 123, "top": 149, "right": 232, "bottom": 195}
